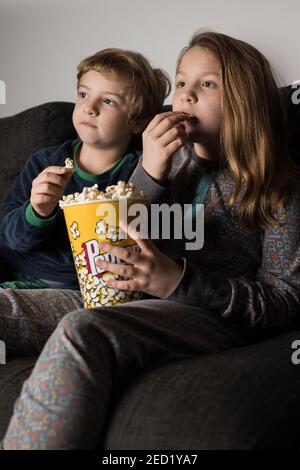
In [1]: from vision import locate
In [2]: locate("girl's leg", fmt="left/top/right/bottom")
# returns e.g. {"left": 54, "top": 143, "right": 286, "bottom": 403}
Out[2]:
{"left": 0, "top": 288, "right": 83, "bottom": 356}
{"left": 2, "top": 298, "right": 245, "bottom": 449}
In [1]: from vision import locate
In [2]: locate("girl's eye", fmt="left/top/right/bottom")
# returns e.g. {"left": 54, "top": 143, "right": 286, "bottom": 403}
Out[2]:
{"left": 78, "top": 91, "right": 87, "bottom": 99}
{"left": 103, "top": 98, "right": 117, "bottom": 106}
{"left": 202, "top": 81, "right": 217, "bottom": 89}
{"left": 176, "top": 81, "right": 185, "bottom": 88}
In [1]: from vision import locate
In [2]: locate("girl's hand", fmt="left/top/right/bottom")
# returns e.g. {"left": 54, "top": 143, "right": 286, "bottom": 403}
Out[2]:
{"left": 96, "top": 223, "right": 183, "bottom": 298}
{"left": 141, "top": 111, "right": 190, "bottom": 183}
{"left": 30, "top": 166, "right": 73, "bottom": 218}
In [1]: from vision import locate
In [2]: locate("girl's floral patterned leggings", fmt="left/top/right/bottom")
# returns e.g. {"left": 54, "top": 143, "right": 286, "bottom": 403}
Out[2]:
{"left": 0, "top": 289, "right": 245, "bottom": 449}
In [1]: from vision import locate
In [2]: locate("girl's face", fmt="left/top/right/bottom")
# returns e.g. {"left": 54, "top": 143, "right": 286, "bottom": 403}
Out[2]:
{"left": 173, "top": 46, "right": 222, "bottom": 157}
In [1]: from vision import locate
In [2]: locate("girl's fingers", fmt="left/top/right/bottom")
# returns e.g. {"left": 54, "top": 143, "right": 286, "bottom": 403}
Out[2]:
{"left": 148, "top": 113, "right": 190, "bottom": 139}
{"left": 158, "top": 125, "right": 187, "bottom": 148}
{"left": 103, "top": 278, "right": 139, "bottom": 292}
{"left": 145, "top": 111, "right": 181, "bottom": 133}
{"left": 165, "top": 137, "right": 187, "bottom": 155}
{"left": 119, "top": 221, "right": 158, "bottom": 255}
{"left": 99, "top": 242, "right": 142, "bottom": 265}
{"left": 96, "top": 260, "right": 139, "bottom": 278}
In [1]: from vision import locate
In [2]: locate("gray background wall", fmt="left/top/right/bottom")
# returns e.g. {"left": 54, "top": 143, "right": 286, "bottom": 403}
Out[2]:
{"left": 0, "top": 0, "right": 299, "bottom": 118}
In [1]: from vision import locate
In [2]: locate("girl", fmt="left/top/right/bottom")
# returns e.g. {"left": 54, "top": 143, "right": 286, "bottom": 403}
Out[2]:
{"left": 3, "top": 31, "right": 300, "bottom": 449}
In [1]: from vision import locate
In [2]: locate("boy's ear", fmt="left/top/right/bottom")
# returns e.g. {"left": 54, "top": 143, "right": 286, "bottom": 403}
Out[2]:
{"left": 130, "top": 119, "right": 148, "bottom": 135}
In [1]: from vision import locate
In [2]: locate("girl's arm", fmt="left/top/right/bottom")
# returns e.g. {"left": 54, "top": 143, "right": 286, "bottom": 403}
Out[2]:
{"left": 166, "top": 189, "right": 300, "bottom": 331}
{"left": 129, "top": 111, "right": 189, "bottom": 203}
{"left": 96, "top": 188, "right": 300, "bottom": 331}
{"left": 128, "top": 157, "right": 171, "bottom": 204}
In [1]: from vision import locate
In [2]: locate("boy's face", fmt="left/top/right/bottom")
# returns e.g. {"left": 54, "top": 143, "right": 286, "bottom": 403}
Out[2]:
{"left": 73, "top": 70, "right": 137, "bottom": 150}
{"left": 172, "top": 46, "right": 222, "bottom": 148}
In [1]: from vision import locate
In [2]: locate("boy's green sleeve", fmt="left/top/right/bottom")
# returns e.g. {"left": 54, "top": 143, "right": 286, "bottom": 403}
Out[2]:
{"left": 25, "top": 203, "right": 59, "bottom": 228}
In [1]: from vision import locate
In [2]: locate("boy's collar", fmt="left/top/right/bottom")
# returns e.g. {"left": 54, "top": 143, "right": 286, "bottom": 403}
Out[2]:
{"left": 70, "top": 139, "right": 138, "bottom": 182}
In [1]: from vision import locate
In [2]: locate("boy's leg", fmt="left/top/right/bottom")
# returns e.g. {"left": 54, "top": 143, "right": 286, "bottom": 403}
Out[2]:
{"left": 2, "top": 299, "right": 245, "bottom": 449}
{"left": 0, "top": 288, "right": 83, "bottom": 356}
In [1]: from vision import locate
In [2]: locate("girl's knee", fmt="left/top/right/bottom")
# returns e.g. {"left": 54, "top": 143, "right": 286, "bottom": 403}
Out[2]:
{"left": 57, "top": 308, "right": 94, "bottom": 330}
{"left": 55, "top": 307, "right": 111, "bottom": 342}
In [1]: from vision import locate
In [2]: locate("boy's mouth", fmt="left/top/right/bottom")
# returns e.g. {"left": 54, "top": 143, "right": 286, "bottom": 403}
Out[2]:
{"left": 81, "top": 121, "right": 97, "bottom": 128}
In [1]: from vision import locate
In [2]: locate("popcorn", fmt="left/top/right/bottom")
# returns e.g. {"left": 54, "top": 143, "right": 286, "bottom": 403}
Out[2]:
{"left": 61, "top": 181, "right": 147, "bottom": 308}
{"left": 70, "top": 221, "right": 80, "bottom": 240}
{"left": 95, "top": 220, "right": 120, "bottom": 242}
{"left": 59, "top": 181, "right": 146, "bottom": 208}
{"left": 64, "top": 157, "right": 74, "bottom": 169}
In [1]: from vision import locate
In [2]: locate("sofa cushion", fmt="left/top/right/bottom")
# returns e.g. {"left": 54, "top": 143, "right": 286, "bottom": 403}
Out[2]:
{"left": 0, "top": 102, "right": 76, "bottom": 203}
{"left": 286, "top": 84, "right": 300, "bottom": 163}
{"left": 104, "top": 328, "right": 300, "bottom": 450}
{"left": 0, "top": 357, "right": 36, "bottom": 440}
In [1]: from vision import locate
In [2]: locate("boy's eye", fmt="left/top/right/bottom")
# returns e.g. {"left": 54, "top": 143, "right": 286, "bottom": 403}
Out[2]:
{"left": 78, "top": 91, "right": 87, "bottom": 99}
{"left": 176, "top": 81, "right": 185, "bottom": 88}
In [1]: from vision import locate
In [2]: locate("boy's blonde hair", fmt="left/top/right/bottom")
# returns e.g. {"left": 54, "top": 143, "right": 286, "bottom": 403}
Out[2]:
{"left": 177, "top": 31, "right": 299, "bottom": 231}
{"left": 77, "top": 48, "right": 171, "bottom": 126}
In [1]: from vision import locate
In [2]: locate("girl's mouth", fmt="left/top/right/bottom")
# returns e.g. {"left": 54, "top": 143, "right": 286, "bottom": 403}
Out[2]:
{"left": 180, "top": 111, "right": 198, "bottom": 122}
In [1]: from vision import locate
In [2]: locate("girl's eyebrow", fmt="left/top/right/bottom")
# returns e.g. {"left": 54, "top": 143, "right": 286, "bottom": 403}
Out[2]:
{"left": 176, "top": 70, "right": 220, "bottom": 78}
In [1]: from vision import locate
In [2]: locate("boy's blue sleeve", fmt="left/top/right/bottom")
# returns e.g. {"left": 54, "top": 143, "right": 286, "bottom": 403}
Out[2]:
{"left": 0, "top": 151, "right": 59, "bottom": 252}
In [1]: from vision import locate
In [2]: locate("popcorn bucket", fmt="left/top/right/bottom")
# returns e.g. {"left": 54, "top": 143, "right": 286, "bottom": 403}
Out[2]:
{"left": 62, "top": 197, "right": 148, "bottom": 308}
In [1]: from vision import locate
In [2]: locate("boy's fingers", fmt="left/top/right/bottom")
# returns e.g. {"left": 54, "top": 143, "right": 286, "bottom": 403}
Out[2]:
{"left": 33, "top": 185, "right": 63, "bottom": 198}
{"left": 41, "top": 166, "right": 73, "bottom": 175}
{"left": 36, "top": 171, "right": 72, "bottom": 187}
{"left": 34, "top": 176, "right": 65, "bottom": 189}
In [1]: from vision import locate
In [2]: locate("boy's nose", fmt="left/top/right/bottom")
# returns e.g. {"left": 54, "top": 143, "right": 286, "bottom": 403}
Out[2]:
{"left": 84, "top": 104, "right": 98, "bottom": 116}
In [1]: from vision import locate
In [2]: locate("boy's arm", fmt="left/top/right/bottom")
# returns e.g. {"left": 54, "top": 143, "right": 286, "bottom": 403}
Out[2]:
{"left": 163, "top": 189, "right": 300, "bottom": 331}
{"left": 0, "top": 152, "right": 60, "bottom": 252}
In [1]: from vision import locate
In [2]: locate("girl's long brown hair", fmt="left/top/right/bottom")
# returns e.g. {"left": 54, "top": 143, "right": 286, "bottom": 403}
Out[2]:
{"left": 178, "top": 31, "right": 299, "bottom": 231}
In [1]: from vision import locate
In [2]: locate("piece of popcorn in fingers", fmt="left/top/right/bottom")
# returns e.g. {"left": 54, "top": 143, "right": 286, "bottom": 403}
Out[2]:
{"left": 64, "top": 157, "right": 74, "bottom": 169}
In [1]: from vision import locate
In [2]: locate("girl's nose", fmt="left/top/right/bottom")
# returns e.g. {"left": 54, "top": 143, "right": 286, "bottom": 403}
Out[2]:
{"left": 181, "top": 91, "right": 197, "bottom": 104}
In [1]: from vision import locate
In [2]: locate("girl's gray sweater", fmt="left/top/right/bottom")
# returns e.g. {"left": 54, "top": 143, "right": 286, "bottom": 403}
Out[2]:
{"left": 129, "top": 147, "right": 300, "bottom": 334}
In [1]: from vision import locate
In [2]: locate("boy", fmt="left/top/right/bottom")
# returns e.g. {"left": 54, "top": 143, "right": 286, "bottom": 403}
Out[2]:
{"left": 0, "top": 48, "right": 171, "bottom": 290}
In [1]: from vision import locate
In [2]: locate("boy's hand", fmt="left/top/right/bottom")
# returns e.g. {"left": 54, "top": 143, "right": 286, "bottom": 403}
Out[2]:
{"left": 141, "top": 111, "right": 190, "bottom": 183}
{"left": 30, "top": 166, "right": 73, "bottom": 218}
{"left": 96, "top": 222, "right": 183, "bottom": 299}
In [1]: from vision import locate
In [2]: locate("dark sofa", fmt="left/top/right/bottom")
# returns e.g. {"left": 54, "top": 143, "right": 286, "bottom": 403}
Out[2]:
{"left": 0, "top": 86, "right": 300, "bottom": 450}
